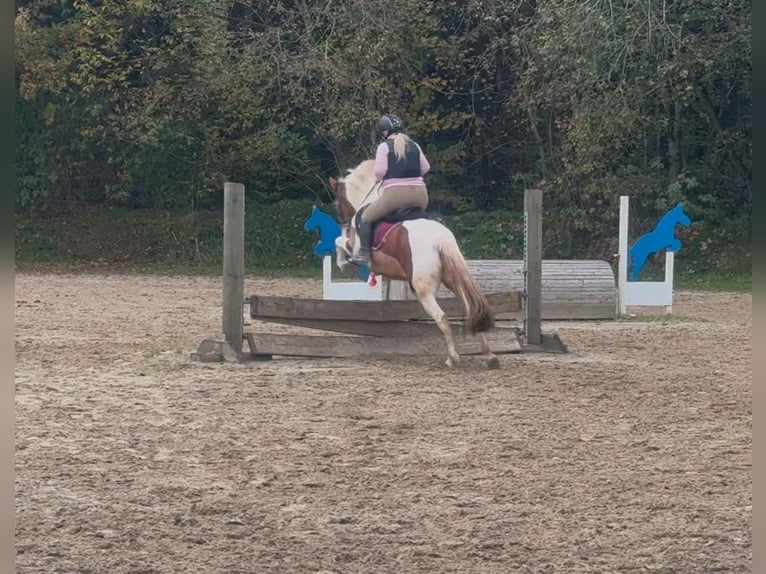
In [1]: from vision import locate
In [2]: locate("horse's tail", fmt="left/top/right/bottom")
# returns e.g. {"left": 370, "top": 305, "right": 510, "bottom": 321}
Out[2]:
{"left": 436, "top": 235, "right": 494, "bottom": 334}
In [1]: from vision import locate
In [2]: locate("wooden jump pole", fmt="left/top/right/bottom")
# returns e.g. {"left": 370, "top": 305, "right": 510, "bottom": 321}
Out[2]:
{"left": 523, "top": 188, "right": 543, "bottom": 346}
{"left": 222, "top": 182, "right": 245, "bottom": 356}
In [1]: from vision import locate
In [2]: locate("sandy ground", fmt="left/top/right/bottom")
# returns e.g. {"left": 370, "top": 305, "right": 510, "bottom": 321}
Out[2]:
{"left": 15, "top": 273, "right": 751, "bottom": 573}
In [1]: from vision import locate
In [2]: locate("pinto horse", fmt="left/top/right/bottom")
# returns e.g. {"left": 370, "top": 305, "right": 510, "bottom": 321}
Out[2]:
{"left": 328, "top": 159, "right": 499, "bottom": 369}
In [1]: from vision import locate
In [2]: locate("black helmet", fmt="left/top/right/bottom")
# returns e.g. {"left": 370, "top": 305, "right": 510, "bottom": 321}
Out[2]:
{"left": 375, "top": 114, "right": 404, "bottom": 137}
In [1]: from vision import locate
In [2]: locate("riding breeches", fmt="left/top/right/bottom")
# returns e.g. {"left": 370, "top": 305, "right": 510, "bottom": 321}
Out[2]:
{"left": 361, "top": 184, "right": 428, "bottom": 222}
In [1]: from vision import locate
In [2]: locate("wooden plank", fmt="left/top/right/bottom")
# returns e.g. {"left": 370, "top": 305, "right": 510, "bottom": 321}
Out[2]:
{"left": 244, "top": 329, "right": 522, "bottom": 358}
{"left": 496, "top": 305, "right": 615, "bottom": 321}
{"left": 532, "top": 304, "right": 615, "bottom": 320}
{"left": 250, "top": 317, "right": 503, "bottom": 338}
{"left": 249, "top": 291, "right": 521, "bottom": 322}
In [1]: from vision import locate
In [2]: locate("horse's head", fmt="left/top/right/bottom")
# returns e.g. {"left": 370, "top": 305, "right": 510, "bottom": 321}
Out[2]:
{"left": 336, "top": 159, "right": 377, "bottom": 209}
{"left": 673, "top": 202, "right": 691, "bottom": 227}
{"left": 328, "top": 176, "right": 358, "bottom": 271}
{"left": 329, "top": 159, "right": 379, "bottom": 269}
{"left": 329, "top": 176, "right": 357, "bottom": 226}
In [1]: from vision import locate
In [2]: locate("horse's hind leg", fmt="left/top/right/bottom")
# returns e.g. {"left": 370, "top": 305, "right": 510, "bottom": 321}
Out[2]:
{"left": 414, "top": 290, "right": 460, "bottom": 368}
{"left": 441, "top": 276, "right": 499, "bottom": 370}
{"left": 478, "top": 333, "right": 500, "bottom": 369}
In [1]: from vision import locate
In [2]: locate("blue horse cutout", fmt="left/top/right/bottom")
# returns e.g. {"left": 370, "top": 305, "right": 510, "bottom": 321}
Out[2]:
{"left": 304, "top": 205, "right": 341, "bottom": 257}
{"left": 629, "top": 202, "right": 691, "bottom": 281}
{"left": 303, "top": 205, "right": 370, "bottom": 282}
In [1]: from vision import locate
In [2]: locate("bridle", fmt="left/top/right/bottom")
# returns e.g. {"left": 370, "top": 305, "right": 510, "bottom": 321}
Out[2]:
{"left": 332, "top": 188, "right": 356, "bottom": 226}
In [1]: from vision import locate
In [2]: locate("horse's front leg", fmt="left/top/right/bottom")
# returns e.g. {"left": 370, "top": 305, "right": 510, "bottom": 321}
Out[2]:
{"left": 335, "top": 236, "right": 351, "bottom": 272}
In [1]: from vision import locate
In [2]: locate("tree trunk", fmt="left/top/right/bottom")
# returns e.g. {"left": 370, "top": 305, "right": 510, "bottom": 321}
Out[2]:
{"left": 526, "top": 105, "right": 547, "bottom": 174}
{"left": 701, "top": 90, "right": 723, "bottom": 134}
{"left": 668, "top": 100, "right": 681, "bottom": 181}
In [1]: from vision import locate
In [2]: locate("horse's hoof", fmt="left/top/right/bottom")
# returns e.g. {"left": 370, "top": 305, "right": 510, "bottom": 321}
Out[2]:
{"left": 486, "top": 356, "right": 500, "bottom": 370}
{"left": 446, "top": 356, "right": 459, "bottom": 368}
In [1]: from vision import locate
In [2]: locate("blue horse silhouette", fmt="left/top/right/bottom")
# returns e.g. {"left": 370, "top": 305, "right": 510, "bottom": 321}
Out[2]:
{"left": 304, "top": 205, "right": 341, "bottom": 257}
{"left": 629, "top": 202, "right": 691, "bottom": 281}
{"left": 303, "top": 205, "right": 370, "bottom": 282}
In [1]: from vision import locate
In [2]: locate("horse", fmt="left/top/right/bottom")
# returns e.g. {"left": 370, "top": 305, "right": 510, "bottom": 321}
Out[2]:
{"left": 328, "top": 159, "right": 500, "bottom": 369}
{"left": 629, "top": 202, "right": 691, "bottom": 281}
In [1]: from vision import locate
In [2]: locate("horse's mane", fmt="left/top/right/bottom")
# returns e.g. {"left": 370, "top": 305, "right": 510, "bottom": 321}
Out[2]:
{"left": 340, "top": 159, "right": 377, "bottom": 210}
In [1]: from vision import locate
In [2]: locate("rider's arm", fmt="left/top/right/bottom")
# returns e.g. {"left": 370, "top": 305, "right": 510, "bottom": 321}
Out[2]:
{"left": 373, "top": 142, "right": 388, "bottom": 181}
{"left": 418, "top": 144, "right": 430, "bottom": 176}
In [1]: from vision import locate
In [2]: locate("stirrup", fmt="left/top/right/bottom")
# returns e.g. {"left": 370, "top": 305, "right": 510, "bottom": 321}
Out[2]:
{"left": 348, "top": 250, "right": 370, "bottom": 266}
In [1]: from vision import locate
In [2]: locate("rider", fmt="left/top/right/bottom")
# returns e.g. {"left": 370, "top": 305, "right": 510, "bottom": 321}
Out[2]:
{"left": 350, "top": 113, "right": 431, "bottom": 265}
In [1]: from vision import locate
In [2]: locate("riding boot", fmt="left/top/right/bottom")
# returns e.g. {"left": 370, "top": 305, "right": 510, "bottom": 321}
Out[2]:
{"left": 350, "top": 220, "right": 373, "bottom": 265}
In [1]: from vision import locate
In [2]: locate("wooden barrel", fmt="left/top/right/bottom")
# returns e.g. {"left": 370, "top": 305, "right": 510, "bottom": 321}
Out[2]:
{"left": 391, "top": 259, "right": 617, "bottom": 320}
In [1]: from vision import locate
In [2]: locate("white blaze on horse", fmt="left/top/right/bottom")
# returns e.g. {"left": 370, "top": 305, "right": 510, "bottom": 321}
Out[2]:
{"left": 329, "top": 159, "right": 499, "bottom": 369}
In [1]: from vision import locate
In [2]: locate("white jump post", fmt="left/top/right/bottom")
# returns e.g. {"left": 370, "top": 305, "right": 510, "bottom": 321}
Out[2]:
{"left": 618, "top": 195, "right": 675, "bottom": 316}
{"left": 322, "top": 255, "right": 385, "bottom": 301}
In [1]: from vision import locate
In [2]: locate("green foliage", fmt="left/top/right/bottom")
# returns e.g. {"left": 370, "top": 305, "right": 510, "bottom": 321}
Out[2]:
{"left": 15, "top": 94, "right": 51, "bottom": 211}
{"left": 16, "top": 201, "right": 751, "bottom": 294}
{"left": 443, "top": 210, "right": 525, "bottom": 260}
{"left": 15, "top": 0, "right": 750, "bottom": 274}
{"left": 15, "top": 199, "right": 326, "bottom": 272}
{"left": 243, "top": 199, "right": 324, "bottom": 270}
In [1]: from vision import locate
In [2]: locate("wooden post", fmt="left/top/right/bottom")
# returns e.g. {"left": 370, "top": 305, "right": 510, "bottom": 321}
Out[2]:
{"left": 524, "top": 189, "right": 542, "bottom": 346}
{"left": 222, "top": 182, "right": 245, "bottom": 356}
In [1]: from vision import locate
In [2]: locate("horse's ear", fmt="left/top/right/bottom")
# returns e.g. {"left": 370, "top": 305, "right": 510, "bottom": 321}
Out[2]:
{"left": 329, "top": 177, "right": 337, "bottom": 190}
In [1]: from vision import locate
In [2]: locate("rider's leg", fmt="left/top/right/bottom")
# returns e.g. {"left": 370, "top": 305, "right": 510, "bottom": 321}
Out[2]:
{"left": 351, "top": 218, "right": 374, "bottom": 264}
{"left": 348, "top": 196, "right": 382, "bottom": 265}
{"left": 362, "top": 185, "right": 428, "bottom": 221}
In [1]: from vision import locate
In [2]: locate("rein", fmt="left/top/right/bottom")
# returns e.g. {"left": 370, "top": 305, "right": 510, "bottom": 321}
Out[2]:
{"left": 336, "top": 180, "right": 381, "bottom": 227}
{"left": 359, "top": 181, "right": 382, "bottom": 207}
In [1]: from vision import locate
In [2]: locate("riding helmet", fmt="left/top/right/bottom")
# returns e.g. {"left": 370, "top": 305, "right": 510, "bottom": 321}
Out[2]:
{"left": 375, "top": 114, "right": 404, "bottom": 137}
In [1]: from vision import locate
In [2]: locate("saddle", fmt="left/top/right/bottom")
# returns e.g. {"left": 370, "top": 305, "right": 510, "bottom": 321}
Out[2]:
{"left": 376, "top": 205, "right": 431, "bottom": 224}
